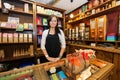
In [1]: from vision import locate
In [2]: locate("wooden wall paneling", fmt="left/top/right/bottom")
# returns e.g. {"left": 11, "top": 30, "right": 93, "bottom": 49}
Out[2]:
{"left": 112, "top": 54, "right": 119, "bottom": 80}
{"left": 96, "top": 50, "right": 104, "bottom": 60}
{"left": 118, "top": 54, "right": 120, "bottom": 80}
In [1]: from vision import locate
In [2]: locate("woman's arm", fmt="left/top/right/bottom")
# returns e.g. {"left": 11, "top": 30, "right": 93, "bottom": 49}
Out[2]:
{"left": 58, "top": 29, "right": 66, "bottom": 59}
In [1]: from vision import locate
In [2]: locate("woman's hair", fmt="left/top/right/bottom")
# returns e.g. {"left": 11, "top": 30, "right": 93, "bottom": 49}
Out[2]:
{"left": 48, "top": 15, "right": 60, "bottom": 34}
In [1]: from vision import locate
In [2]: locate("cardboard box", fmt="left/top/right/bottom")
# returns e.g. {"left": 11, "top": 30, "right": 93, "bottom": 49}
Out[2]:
{"left": 13, "top": 33, "right": 18, "bottom": 43}
{"left": 11, "top": 23, "right": 18, "bottom": 29}
{"left": 6, "top": 22, "right": 12, "bottom": 28}
{"left": 8, "top": 33, "right": 13, "bottom": 43}
{"left": 28, "top": 34, "right": 32, "bottom": 42}
{"left": 19, "top": 33, "right": 23, "bottom": 43}
{"left": 24, "top": 3, "right": 29, "bottom": 13}
{"left": 24, "top": 23, "right": 28, "bottom": 29}
{"left": 28, "top": 23, "right": 33, "bottom": 30}
{"left": 24, "top": 34, "right": 28, "bottom": 42}
{"left": 1, "top": 22, "right": 7, "bottom": 27}
{"left": 2, "top": 33, "right": 7, "bottom": 43}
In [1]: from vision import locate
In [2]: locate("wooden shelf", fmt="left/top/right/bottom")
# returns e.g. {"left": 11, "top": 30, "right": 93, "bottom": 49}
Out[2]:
{"left": 37, "top": 13, "right": 63, "bottom": 19}
{"left": 96, "top": 40, "right": 116, "bottom": 43}
{"left": 85, "top": 0, "right": 111, "bottom": 13}
{"left": 67, "top": 43, "right": 120, "bottom": 54}
{"left": 0, "top": 27, "right": 33, "bottom": 31}
{"left": 68, "top": 4, "right": 120, "bottom": 24}
{"left": 0, "top": 42, "right": 33, "bottom": 44}
{"left": 9, "top": 9, "right": 33, "bottom": 15}
{"left": 0, "top": 55, "right": 34, "bottom": 62}
{"left": 71, "top": 0, "right": 111, "bottom": 20}
{"left": 37, "top": 24, "right": 48, "bottom": 26}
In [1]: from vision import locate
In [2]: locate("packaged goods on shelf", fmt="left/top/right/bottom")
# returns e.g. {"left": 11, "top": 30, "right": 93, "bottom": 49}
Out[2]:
{"left": 29, "top": 45, "right": 33, "bottom": 56}
{"left": 16, "top": 24, "right": 24, "bottom": 31}
{"left": 2, "top": 33, "right": 7, "bottom": 43}
{"left": 19, "top": 33, "right": 24, "bottom": 42}
{"left": 24, "top": 34, "right": 28, "bottom": 42}
{"left": 36, "top": 17, "right": 42, "bottom": 25}
{"left": 11, "top": 23, "right": 18, "bottom": 28}
{"left": 6, "top": 22, "right": 11, "bottom": 28}
{"left": 24, "top": 23, "right": 29, "bottom": 29}
{"left": 42, "top": 18, "right": 48, "bottom": 26}
{"left": 28, "top": 23, "right": 33, "bottom": 30}
{"left": 28, "top": 34, "right": 32, "bottom": 42}
{"left": 8, "top": 33, "right": 13, "bottom": 43}
{"left": 13, "top": 33, "right": 18, "bottom": 43}
{"left": 0, "top": 22, "right": 7, "bottom": 27}
{"left": 24, "top": 3, "right": 29, "bottom": 13}
{"left": 37, "top": 26, "right": 43, "bottom": 35}
{"left": 0, "top": 50, "right": 4, "bottom": 59}
{"left": 8, "top": 17, "right": 19, "bottom": 24}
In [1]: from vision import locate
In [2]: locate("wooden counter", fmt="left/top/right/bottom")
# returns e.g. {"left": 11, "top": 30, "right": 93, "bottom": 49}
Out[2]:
{"left": 0, "top": 59, "right": 114, "bottom": 80}
{"left": 67, "top": 43, "right": 119, "bottom": 80}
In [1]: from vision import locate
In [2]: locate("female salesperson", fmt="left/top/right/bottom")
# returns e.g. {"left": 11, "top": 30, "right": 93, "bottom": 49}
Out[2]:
{"left": 41, "top": 15, "right": 66, "bottom": 62}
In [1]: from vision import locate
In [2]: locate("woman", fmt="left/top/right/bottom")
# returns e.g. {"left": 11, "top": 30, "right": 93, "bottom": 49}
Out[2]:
{"left": 41, "top": 15, "right": 66, "bottom": 62}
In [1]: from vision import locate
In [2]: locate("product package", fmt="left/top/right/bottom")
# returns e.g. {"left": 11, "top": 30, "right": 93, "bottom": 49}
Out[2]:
{"left": 28, "top": 34, "right": 32, "bottom": 42}
{"left": 19, "top": 33, "right": 23, "bottom": 42}
{"left": 8, "top": 33, "right": 13, "bottom": 43}
{"left": 13, "top": 33, "right": 18, "bottom": 43}
{"left": 24, "top": 34, "right": 28, "bottom": 42}
{"left": 2, "top": 33, "right": 7, "bottom": 43}
{"left": 24, "top": 23, "right": 29, "bottom": 29}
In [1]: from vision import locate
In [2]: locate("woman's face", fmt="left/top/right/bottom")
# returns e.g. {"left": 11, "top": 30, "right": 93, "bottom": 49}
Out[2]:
{"left": 50, "top": 17, "right": 57, "bottom": 28}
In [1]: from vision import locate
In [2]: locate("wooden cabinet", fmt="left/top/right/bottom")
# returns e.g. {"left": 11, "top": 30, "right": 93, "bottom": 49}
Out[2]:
{"left": 35, "top": 3, "right": 65, "bottom": 54}
{"left": 0, "top": 0, "right": 34, "bottom": 63}
{"left": 0, "top": 0, "right": 65, "bottom": 71}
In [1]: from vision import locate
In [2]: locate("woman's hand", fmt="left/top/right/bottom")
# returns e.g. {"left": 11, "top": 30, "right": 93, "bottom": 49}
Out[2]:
{"left": 47, "top": 57, "right": 60, "bottom": 62}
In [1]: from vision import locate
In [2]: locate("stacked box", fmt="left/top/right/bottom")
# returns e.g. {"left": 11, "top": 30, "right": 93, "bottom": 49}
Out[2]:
{"left": 1, "top": 22, "right": 7, "bottom": 27}
{"left": 28, "top": 23, "right": 33, "bottom": 30}
{"left": 2, "top": 33, "right": 7, "bottom": 43}
{"left": 6, "top": 22, "right": 11, "bottom": 28}
{"left": 24, "top": 34, "right": 28, "bottom": 42}
{"left": 11, "top": 23, "right": 18, "bottom": 29}
{"left": 24, "top": 3, "right": 29, "bottom": 13}
{"left": 8, "top": 33, "right": 13, "bottom": 43}
{"left": 24, "top": 23, "right": 28, "bottom": 29}
{"left": 28, "top": 34, "right": 32, "bottom": 42}
{"left": 13, "top": 33, "right": 18, "bottom": 43}
{"left": 19, "top": 33, "right": 23, "bottom": 42}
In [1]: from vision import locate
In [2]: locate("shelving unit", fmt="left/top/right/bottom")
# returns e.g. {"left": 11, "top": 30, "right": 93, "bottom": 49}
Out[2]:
{"left": 0, "top": 55, "right": 34, "bottom": 63}
{"left": 35, "top": 2, "right": 65, "bottom": 55}
{"left": 0, "top": 0, "right": 65, "bottom": 72}
{"left": 68, "top": 0, "right": 119, "bottom": 24}
{"left": 66, "top": 0, "right": 120, "bottom": 79}
{"left": 0, "top": 0, "right": 32, "bottom": 72}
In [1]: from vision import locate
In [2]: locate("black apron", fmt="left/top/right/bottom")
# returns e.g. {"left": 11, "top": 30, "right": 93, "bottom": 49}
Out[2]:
{"left": 45, "top": 30, "right": 61, "bottom": 58}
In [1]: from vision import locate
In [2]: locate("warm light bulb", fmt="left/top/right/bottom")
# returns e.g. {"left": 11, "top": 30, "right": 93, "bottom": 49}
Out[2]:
{"left": 70, "top": 14, "right": 74, "bottom": 18}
